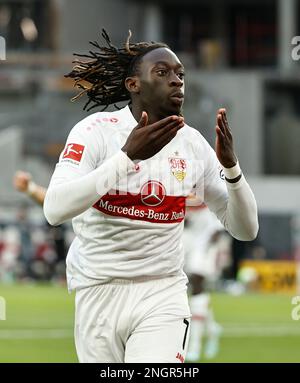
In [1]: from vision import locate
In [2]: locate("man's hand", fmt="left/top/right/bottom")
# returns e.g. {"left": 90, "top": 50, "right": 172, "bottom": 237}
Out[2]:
{"left": 122, "top": 112, "right": 184, "bottom": 161}
{"left": 13, "top": 171, "right": 31, "bottom": 193}
{"left": 13, "top": 170, "right": 46, "bottom": 206}
{"left": 215, "top": 108, "right": 237, "bottom": 168}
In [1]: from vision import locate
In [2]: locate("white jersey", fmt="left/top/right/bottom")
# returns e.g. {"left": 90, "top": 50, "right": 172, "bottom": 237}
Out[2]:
{"left": 44, "top": 105, "right": 258, "bottom": 291}
{"left": 183, "top": 206, "right": 228, "bottom": 277}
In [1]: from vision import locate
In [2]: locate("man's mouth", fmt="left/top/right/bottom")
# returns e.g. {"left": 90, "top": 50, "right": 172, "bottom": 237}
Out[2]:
{"left": 170, "top": 92, "right": 184, "bottom": 104}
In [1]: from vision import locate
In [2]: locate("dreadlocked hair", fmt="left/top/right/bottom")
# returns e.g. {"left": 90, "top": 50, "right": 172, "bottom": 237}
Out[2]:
{"left": 65, "top": 29, "right": 169, "bottom": 112}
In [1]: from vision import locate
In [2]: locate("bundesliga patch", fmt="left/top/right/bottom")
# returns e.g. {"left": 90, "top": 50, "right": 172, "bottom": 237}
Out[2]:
{"left": 62, "top": 143, "right": 85, "bottom": 164}
{"left": 168, "top": 157, "right": 187, "bottom": 182}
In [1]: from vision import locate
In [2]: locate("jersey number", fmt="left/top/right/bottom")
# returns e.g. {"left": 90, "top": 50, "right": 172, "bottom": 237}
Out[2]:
{"left": 182, "top": 318, "right": 190, "bottom": 350}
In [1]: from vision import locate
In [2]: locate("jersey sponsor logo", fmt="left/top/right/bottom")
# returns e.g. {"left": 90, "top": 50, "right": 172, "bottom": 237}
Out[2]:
{"left": 62, "top": 143, "right": 85, "bottom": 163}
{"left": 169, "top": 157, "right": 187, "bottom": 181}
{"left": 93, "top": 189, "right": 186, "bottom": 223}
{"left": 140, "top": 180, "right": 166, "bottom": 207}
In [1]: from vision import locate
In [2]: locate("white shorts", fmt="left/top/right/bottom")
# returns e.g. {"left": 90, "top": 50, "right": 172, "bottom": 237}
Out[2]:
{"left": 74, "top": 276, "right": 191, "bottom": 363}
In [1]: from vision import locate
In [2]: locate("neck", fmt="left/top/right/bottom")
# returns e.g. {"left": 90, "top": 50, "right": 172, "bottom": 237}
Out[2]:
{"left": 131, "top": 103, "right": 163, "bottom": 125}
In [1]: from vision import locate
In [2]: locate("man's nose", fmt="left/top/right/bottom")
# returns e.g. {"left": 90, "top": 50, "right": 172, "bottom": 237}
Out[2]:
{"left": 169, "top": 72, "right": 183, "bottom": 87}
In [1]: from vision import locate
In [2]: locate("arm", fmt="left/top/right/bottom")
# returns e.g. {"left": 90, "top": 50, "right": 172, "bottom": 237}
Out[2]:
{"left": 44, "top": 150, "right": 137, "bottom": 226}
{"left": 44, "top": 112, "right": 184, "bottom": 226}
{"left": 13, "top": 171, "right": 46, "bottom": 206}
{"left": 202, "top": 109, "right": 258, "bottom": 241}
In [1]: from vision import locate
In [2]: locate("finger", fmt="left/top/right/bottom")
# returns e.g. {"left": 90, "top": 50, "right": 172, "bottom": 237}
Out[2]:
{"left": 137, "top": 111, "right": 148, "bottom": 129}
{"left": 157, "top": 126, "right": 183, "bottom": 148}
{"left": 217, "top": 109, "right": 227, "bottom": 126}
{"left": 154, "top": 119, "right": 184, "bottom": 139}
{"left": 220, "top": 112, "right": 229, "bottom": 133}
{"left": 215, "top": 125, "right": 225, "bottom": 139}
{"left": 217, "top": 114, "right": 227, "bottom": 136}
{"left": 167, "top": 123, "right": 184, "bottom": 137}
{"left": 219, "top": 108, "right": 230, "bottom": 126}
{"left": 221, "top": 109, "right": 228, "bottom": 123}
{"left": 155, "top": 124, "right": 184, "bottom": 148}
{"left": 221, "top": 110, "right": 232, "bottom": 136}
{"left": 156, "top": 122, "right": 184, "bottom": 147}
{"left": 219, "top": 109, "right": 227, "bottom": 126}
{"left": 150, "top": 115, "right": 184, "bottom": 132}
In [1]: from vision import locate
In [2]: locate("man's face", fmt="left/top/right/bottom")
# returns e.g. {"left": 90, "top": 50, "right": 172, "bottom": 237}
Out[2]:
{"left": 136, "top": 48, "right": 185, "bottom": 117}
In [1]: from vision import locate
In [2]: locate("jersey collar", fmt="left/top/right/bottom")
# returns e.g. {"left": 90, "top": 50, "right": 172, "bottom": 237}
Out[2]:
{"left": 122, "top": 105, "right": 138, "bottom": 129}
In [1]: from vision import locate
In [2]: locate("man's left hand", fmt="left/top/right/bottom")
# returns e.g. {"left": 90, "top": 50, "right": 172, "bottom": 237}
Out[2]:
{"left": 215, "top": 108, "right": 237, "bottom": 168}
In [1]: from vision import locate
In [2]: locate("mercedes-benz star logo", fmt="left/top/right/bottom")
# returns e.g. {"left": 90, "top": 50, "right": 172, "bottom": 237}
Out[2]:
{"left": 140, "top": 180, "right": 166, "bottom": 207}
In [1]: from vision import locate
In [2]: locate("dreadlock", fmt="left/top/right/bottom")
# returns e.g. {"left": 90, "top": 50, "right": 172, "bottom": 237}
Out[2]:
{"left": 65, "top": 29, "right": 169, "bottom": 112}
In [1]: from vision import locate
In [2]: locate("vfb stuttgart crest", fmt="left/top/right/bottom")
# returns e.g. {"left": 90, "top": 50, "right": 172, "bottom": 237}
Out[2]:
{"left": 169, "top": 157, "right": 187, "bottom": 182}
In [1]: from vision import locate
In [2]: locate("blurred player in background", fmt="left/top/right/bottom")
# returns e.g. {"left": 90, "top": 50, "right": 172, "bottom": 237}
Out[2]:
{"left": 13, "top": 171, "right": 67, "bottom": 281}
{"left": 13, "top": 171, "right": 46, "bottom": 206}
{"left": 43, "top": 30, "right": 258, "bottom": 363}
{"left": 183, "top": 198, "right": 231, "bottom": 361}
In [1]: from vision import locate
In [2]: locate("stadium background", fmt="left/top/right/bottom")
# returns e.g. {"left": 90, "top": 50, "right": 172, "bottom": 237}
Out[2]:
{"left": 0, "top": 0, "right": 300, "bottom": 362}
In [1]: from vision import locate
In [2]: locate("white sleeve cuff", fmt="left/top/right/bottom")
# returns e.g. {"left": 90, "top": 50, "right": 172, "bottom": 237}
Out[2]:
{"left": 26, "top": 181, "right": 38, "bottom": 196}
{"left": 94, "top": 150, "right": 140, "bottom": 197}
{"left": 223, "top": 161, "right": 241, "bottom": 179}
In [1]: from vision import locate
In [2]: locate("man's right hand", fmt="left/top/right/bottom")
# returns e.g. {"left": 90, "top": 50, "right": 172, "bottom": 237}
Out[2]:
{"left": 13, "top": 171, "right": 31, "bottom": 193}
{"left": 121, "top": 112, "right": 184, "bottom": 161}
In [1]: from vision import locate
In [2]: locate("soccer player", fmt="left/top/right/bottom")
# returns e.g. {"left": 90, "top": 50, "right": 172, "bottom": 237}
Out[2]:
{"left": 43, "top": 30, "right": 258, "bottom": 363}
{"left": 183, "top": 202, "right": 230, "bottom": 361}
{"left": 13, "top": 171, "right": 67, "bottom": 281}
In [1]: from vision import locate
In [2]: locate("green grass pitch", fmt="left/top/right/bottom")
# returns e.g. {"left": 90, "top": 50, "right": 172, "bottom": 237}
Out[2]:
{"left": 0, "top": 283, "right": 299, "bottom": 362}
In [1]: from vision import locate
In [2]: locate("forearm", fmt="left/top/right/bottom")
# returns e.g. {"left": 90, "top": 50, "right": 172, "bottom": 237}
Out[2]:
{"left": 26, "top": 182, "right": 47, "bottom": 206}
{"left": 219, "top": 164, "right": 258, "bottom": 241}
{"left": 44, "top": 150, "right": 135, "bottom": 226}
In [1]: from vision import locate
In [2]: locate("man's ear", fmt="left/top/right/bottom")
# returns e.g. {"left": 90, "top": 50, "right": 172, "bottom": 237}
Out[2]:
{"left": 125, "top": 76, "right": 140, "bottom": 94}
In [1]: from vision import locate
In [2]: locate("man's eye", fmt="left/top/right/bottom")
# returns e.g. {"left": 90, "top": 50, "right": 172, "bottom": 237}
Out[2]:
{"left": 157, "top": 70, "right": 167, "bottom": 76}
{"left": 177, "top": 72, "right": 185, "bottom": 80}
